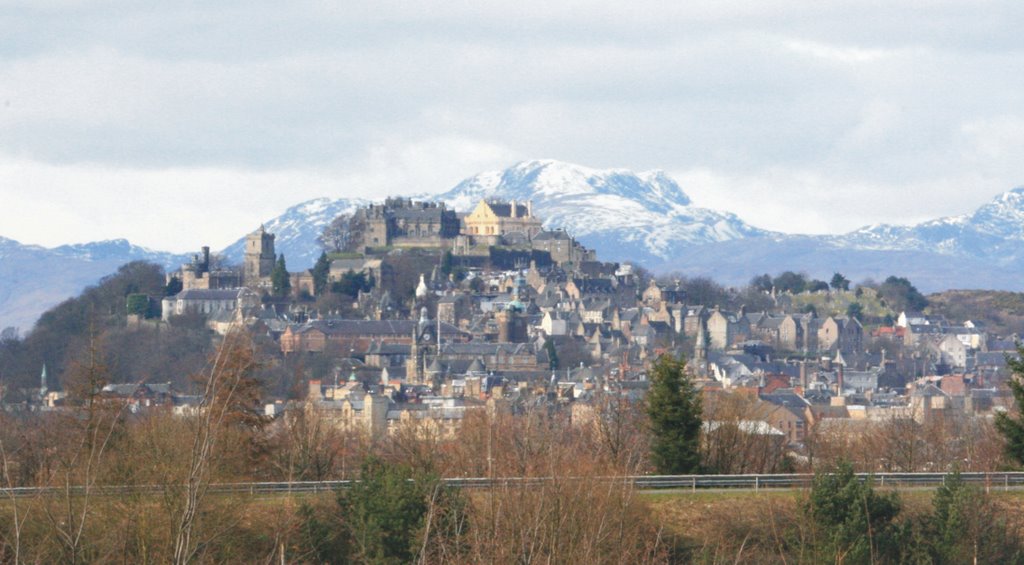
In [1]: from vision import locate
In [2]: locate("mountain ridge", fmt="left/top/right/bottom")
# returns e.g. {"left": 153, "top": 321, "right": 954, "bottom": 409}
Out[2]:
{"left": 4, "top": 160, "right": 1024, "bottom": 332}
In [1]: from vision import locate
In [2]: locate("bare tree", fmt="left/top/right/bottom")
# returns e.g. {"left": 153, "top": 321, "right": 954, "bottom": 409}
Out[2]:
{"left": 38, "top": 330, "right": 128, "bottom": 564}
{"left": 701, "top": 392, "right": 791, "bottom": 474}
{"left": 172, "top": 331, "right": 259, "bottom": 565}
{"left": 319, "top": 213, "right": 364, "bottom": 253}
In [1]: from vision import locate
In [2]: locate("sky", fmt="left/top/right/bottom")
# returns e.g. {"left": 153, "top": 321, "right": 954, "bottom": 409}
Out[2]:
{"left": 1, "top": 1, "right": 1023, "bottom": 253}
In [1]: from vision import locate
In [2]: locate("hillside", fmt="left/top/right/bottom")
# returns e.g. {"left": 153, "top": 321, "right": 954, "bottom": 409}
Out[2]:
{"left": 926, "top": 289, "right": 1024, "bottom": 336}
{"left": 0, "top": 238, "right": 187, "bottom": 333}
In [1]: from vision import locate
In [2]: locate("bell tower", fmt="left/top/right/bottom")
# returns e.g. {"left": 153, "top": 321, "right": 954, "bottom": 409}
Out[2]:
{"left": 244, "top": 225, "right": 276, "bottom": 287}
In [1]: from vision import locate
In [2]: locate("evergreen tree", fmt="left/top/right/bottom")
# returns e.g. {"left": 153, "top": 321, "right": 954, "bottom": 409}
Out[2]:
{"left": 543, "top": 338, "right": 559, "bottom": 371}
{"left": 805, "top": 461, "right": 903, "bottom": 563}
{"left": 924, "top": 469, "right": 1024, "bottom": 564}
{"left": 312, "top": 252, "right": 331, "bottom": 296}
{"left": 996, "top": 347, "right": 1024, "bottom": 466}
{"left": 878, "top": 275, "right": 928, "bottom": 312}
{"left": 165, "top": 275, "right": 183, "bottom": 296}
{"left": 125, "top": 293, "right": 149, "bottom": 317}
{"left": 646, "top": 354, "right": 702, "bottom": 474}
{"left": 440, "top": 250, "right": 454, "bottom": 277}
{"left": 271, "top": 254, "right": 290, "bottom": 298}
{"left": 773, "top": 271, "right": 808, "bottom": 294}
{"left": 830, "top": 272, "right": 850, "bottom": 291}
{"left": 750, "top": 273, "right": 773, "bottom": 293}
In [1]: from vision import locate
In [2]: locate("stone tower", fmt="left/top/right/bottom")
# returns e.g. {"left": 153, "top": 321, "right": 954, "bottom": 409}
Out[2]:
{"left": 244, "top": 225, "right": 276, "bottom": 287}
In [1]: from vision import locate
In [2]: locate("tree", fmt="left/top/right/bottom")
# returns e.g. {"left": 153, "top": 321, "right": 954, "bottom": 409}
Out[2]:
{"left": 878, "top": 275, "right": 928, "bottom": 312}
{"left": 701, "top": 392, "right": 791, "bottom": 474}
{"left": 646, "top": 354, "right": 702, "bottom": 474}
{"left": 173, "top": 331, "right": 262, "bottom": 564}
{"left": 830, "top": 272, "right": 850, "bottom": 292}
{"left": 165, "top": 276, "right": 183, "bottom": 297}
{"left": 331, "top": 270, "right": 370, "bottom": 298}
{"left": 995, "top": 347, "right": 1024, "bottom": 467}
{"left": 323, "top": 212, "right": 368, "bottom": 252}
{"left": 924, "top": 470, "right": 1024, "bottom": 564}
{"left": 271, "top": 254, "right": 290, "bottom": 298}
{"left": 804, "top": 461, "right": 903, "bottom": 563}
{"left": 440, "top": 250, "right": 454, "bottom": 277}
{"left": 312, "top": 252, "right": 331, "bottom": 296}
{"left": 680, "top": 276, "right": 729, "bottom": 307}
{"left": 303, "top": 456, "right": 465, "bottom": 564}
{"left": 846, "top": 301, "right": 864, "bottom": 321}
{"left": 773, "top": 271, "right": 807, "bottom": 294}
{"left": 807, "top": 279, "right": 830, "bottom": 293}
{"left": 543, "top": 338, "right": 558, "bottom": 371}
{"left": 750, "top": 273, "right": 773, "bottom": 293}
{"left": 125, "top": 294, "right": 149, "bottom": 317}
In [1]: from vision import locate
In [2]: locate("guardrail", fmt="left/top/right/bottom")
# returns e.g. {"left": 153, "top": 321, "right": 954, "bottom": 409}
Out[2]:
{"left": 2, "top": 472, "right": 1023, "bottom": 498}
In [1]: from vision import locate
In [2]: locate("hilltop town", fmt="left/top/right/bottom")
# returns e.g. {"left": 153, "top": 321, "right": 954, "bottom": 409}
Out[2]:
{"left": 6, "top": 195, "right": 1019, "bottom": 473}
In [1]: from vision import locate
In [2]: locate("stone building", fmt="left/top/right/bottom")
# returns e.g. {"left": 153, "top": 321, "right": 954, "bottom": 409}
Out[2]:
{"left": 530, "top": 229, "right": 595, "bottom": 267}
{"left": 243, "top": 225, "right": 276, "bottom": 289}
{"left": 463, "top": 199, "right": 543, "bottom": 240}
{"left": 354, "top": 198, "right": 460, "bottom": 250}
{"left": 161, "top": 288, "right": 260, "bottom": 322}
{"left": 167, "top": 246, "right": 242, "bottom": 291}
{"left": 279, "top": 319, "right": 470, "bottom": 355}
{"left": 817, "top": 316, "right": 863, "bottom": 353}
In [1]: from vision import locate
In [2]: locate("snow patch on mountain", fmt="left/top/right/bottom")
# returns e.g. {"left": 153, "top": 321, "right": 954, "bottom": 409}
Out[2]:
{"left": 221, "top": 197, "right": 368, "bottom": 269}
{"left": 832, "top": 186, "right": 1024, "bottom": 263}
{"left": 433, "top": 160, "right": 768, "bottom": 261}
{"left": 0, "top": 237, "right": 189, "bottom": 332}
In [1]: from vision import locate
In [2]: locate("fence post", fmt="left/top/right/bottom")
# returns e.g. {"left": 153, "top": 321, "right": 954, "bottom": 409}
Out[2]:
{"left": 692, "top": 477, "right": 696, "bottom": 492}
{"left": 755, "top": 476, "right": 759, "bottom": 492}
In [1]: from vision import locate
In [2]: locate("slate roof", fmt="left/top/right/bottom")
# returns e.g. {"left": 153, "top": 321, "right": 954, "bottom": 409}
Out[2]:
{"left": 533, "top": 229, "right": 572, "bottom": 241}
{"left": 175, "top": 288, "right": 246, "bottom": 301}
{"left": 485, "top": 202, "right": 529, "bottom": 218}
{"left": 292, "top": 319, "right": 465, "bottom": 337}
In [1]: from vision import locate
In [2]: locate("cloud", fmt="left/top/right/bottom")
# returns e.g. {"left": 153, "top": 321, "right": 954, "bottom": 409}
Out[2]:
{"left": 675, "top": 167, "right": 1009, "bottom": 235}
{"left": 0, "top": 135, "right": 514, "bottom": 252}
{"left": 0, "top": 1, "right": 1023, "bottom": 250}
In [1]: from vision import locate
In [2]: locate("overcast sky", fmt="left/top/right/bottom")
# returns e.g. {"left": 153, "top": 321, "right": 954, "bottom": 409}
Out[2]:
{"left": 2, "top": 1, "right": 1023, "bottom": 253}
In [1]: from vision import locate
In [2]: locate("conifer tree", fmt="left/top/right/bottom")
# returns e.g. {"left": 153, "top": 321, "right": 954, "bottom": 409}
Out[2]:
{"left": 646, "top": 354, "right": 702, "bottom": 474}
{"left": 312, "top": 252, "right": 330, "bottom": 296}
{"left": 995, "top": 347, "right": 1024, "bottom": 466}
{"left": 271, "top": 254, "right": 290, "bottom": 298}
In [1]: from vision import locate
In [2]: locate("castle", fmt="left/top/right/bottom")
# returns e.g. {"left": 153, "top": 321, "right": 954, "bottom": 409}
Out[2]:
{"left": 353, "top": 198, "right": 460, "bottom": 250}
{"left": 462, "top": 199, "right": 543, "bottom": 241}
{"left": 167, "top": 225, "right": 277, "bottom": 294}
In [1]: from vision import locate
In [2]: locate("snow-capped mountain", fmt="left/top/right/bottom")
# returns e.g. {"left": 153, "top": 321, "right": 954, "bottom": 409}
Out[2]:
{"left": 221, "top": 197, "right": 368, "bottom": 268}
{"left": 218, "top": 160, "right": 769, "bottom": 268}
{"left": 830, "top": 187, "right": 1024, "bottom": 264}
{"left": 433, "top": 160, "right": 770, "bottom": 263}
{"left": 0, "top": 237, "right": 187, "bottom": 332}
{"left": 7, "top": 160, "right": 1024, "bottom": 332}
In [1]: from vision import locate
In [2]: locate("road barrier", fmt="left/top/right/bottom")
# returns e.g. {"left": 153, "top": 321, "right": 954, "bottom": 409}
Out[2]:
{"left": 3, "top": 472, "right": 1023, "bottom": 498}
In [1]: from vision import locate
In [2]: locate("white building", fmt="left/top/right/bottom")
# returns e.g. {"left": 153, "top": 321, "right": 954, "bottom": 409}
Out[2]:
{"left": 161, "top": 288, "right": 261, "bottom": 321}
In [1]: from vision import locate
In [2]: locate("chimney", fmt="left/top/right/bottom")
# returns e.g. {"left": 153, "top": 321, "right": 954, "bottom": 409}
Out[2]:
{"left": 201, "top": 246, "right": 210, "bottom": 270}
{"left": 527, "top": 200, "right": 533, "bottom": 217}
{"left": 511, "top": 199, "right": 518, "bottom": 218}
